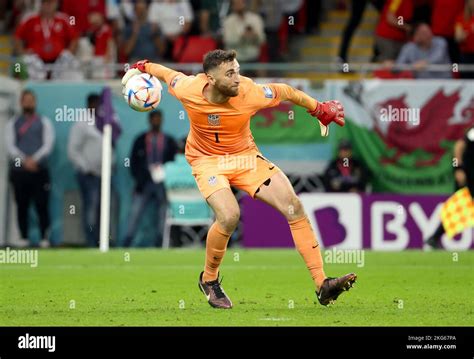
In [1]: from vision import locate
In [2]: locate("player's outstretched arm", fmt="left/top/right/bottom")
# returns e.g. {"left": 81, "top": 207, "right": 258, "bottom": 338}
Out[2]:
{"left": 121, "top": 59, "right": 182, "bottom": 87}
{"left": 270, "top": 83, "right": 345, "bottom": 136}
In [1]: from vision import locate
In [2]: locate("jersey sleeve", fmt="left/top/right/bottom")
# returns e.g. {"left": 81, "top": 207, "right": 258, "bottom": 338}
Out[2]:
{"left": 166, "top": 73, "right": 197, "bottom": 100}
{"left": 144, "top": 62, "right": 194, "bottom": 100}
{"left": 246, "top": 80, "right": 282, "bottom": 110}
{"left": 246, "top": 79, "right": 317, "bottom": 111}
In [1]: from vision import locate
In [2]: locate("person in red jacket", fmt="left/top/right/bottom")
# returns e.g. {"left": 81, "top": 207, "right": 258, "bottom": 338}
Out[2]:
{"left": 14, "top": 0, "right": 81, "bottom": 79}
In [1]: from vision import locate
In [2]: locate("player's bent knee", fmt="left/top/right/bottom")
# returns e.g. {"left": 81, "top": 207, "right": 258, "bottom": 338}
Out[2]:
{"left": 284, "top": 196, "right": 305, "bottom": 221}
{"left": 217, "top": 210, "right": 240, "bottom": 233}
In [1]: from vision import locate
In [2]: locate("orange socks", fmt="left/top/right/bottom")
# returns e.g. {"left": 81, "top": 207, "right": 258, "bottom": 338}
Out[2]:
{"left": 203, "top": 216, "right": 326, "bottom": 289}
{"left": 289, "top": 215, "right": 326, "bottom": 289}
{"left": 202, "top": 221, "right": 232, "bottom": 282}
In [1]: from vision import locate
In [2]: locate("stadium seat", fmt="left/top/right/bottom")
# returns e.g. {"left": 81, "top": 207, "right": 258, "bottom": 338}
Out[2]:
{"left": 172, "top": 36, "right": 217, "bottom": 63}
{"left": 162, "top": 155, "right": 214, "bottom": 248}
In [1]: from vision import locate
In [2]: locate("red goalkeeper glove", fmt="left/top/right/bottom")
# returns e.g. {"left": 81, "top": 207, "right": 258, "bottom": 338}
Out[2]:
{"left": 130, "top": 59, "right": 149, "bottom": 72}
{"left": 308, "top": 100, "right": 345, "bottom": 127}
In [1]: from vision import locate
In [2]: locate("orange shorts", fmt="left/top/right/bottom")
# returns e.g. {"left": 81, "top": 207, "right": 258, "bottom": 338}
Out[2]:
{"left": 191, "top": 150, "right": 281, "bottom": 199}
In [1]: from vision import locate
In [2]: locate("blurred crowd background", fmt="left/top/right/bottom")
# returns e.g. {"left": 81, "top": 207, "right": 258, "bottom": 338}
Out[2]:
{"left": 0, "top": 0, "right": 473, "bottom": 79}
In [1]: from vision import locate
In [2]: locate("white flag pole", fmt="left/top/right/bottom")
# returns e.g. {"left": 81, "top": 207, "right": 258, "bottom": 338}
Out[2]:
{"left": 99, "top": 123, "right": 112, "bottom": 252}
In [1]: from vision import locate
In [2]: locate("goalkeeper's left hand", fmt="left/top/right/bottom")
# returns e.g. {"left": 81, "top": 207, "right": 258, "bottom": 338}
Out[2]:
{"left": 121, "top": 59, "right": 150, "bottom": 86}
{"left": 308, "top": 100, "right": 345, "bottom": 136}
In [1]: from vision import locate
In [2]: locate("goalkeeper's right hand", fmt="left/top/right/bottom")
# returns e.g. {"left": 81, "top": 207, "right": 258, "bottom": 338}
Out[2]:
{"left": 121, "top": 59, "right": 150, "bottom": 86}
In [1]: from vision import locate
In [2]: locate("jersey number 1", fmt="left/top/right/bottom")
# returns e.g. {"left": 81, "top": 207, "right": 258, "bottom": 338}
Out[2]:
{"left": 215, "top": 132, "right": 220, "bottom": 143}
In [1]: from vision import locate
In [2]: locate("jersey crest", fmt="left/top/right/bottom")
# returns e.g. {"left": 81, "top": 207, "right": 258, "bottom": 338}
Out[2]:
{"left": 208, "top": 114, "right": 220, "bottom": 126}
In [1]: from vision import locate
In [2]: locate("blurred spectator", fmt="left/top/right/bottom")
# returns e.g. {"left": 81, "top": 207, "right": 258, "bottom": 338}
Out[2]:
{"left": 160, "top": 0, "right": 214, "bottom": 62}
{"left": 305, "top": 0, "right": 322, "bottom": 34}
{"left": 120, "top": 0, "right": 164, "bottom": 63}
{"left": 431, "top": 0, "right": 464, "bottom": 63}
{"left": 60, "top": 0, "right": 106, "bottom": 35}
{"left": 6, "top": 90, "right": 55, "bottom": 247}
{"left": 223, "top": 0, "right": 265, "bottom": 63}
{"left": 124, "top": 110, "right": 177, "bottom": 247}
{"left": 104, "top": 0, "right": 133, "bottom": 31}
{"left": 61, "top": 0, "right": 113, "bottom": 78}
{"left": 281, "top": 0, "right": 304, "bottom": 16}
{"left": 84, "top": 11, "right": 115, "bottom": 79}
{"left": 106, "top": 0, "right": 135, "bottom": 64}
{"left": 14, "top": 0, "right": 82, "bottom": 80}
{"left": 455, "top": 0, "right": 474, "bottom": 79}
{"left": 67, "top": 94, "right": 103, "bottom": 247}
{"left": 277, "top": 0, "right": 300, "bottom": 59}
{"left": 324, "top": 140, "right": 368, "bottom": 193}
{"left": 148, "top": 0, "right": 194, "bottom": 60}
{"left": 375, "top": 0, "right": 414, "bottom": 61}
{"left": 199, "top": 0, "right": 226, "bottom": 37}
{"left": 187, "top": 0, "right": 202, "bottom": 35}
{"left": 338, "top": 0, "right": 384, "bottom": 63}
{"left": 395, "top": 23, "right": 451, "bottom": 78}
{"left": 255, "top": 0, "right": 284, "bottom": 62}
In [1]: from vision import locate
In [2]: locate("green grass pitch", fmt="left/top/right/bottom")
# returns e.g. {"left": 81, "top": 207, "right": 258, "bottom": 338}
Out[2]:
{"left": 1, "top": 249, "right": 473, "bottom": 326}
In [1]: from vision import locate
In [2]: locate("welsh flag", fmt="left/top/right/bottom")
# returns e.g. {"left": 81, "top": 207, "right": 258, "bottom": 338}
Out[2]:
{"left": 440, "top": 188, "right": 474, "bottom": 238}
{"left": 328, "top": 80, "right": 474, "bottom": 194}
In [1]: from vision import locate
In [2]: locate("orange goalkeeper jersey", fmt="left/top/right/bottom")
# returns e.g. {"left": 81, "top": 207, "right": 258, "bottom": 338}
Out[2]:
{"left": 170, "top": 74, "right": 282, "bottom": 164}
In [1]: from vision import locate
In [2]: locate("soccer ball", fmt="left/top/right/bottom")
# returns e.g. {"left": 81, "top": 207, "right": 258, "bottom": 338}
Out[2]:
{"left": 123, "top": 73, "right": 162, "bottom": 112}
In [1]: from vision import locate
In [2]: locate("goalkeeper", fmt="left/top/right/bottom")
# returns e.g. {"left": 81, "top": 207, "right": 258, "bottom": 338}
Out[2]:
{"left": 122, "top": 49, "right": 357, "bottom": 309}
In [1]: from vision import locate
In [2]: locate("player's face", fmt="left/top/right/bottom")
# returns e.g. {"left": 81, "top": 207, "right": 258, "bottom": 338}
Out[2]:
{"left": 212, "top": 59, "right": 241, "bottom": 97}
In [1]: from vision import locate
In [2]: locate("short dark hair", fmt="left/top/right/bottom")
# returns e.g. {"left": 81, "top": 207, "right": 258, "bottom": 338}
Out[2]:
{"left": 412, "top": 22, "right": 430, "bottom": 36}
{"left": 203, "top": 49, "right": 237, "bottom": 73}
{"left": 149, "top": 109, "right": 162, "bottom": 120}
{"left": 338, "top": 139, "right": 352, "bottom": 150}
{"left": 87, "top": 93, "right": 100, "bottom": 108}
{"left": 21, "top": 89, "right": 35, "bottom": 99}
